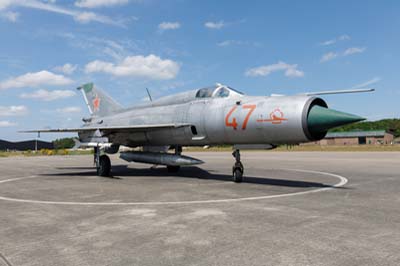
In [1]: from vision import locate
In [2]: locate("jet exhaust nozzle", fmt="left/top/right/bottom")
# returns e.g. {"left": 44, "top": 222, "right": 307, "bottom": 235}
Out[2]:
{"left": 307, "top": 105, "right": 365, "bottom": 138}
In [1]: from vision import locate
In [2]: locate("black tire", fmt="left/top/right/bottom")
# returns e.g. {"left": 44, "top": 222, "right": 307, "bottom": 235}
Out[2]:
{"left": 97, "top": 155, "right": 111, "bottom": 177}
{"left": 167, "top": 165, "right": 181, "bottom": 173}
{"left": 233, "top": 168, "right": 243, "bottom": 183}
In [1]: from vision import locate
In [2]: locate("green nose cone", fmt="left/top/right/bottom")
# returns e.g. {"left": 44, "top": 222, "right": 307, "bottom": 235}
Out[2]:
{"left": 308, "top": 105, "right": 365, "bottom": 133}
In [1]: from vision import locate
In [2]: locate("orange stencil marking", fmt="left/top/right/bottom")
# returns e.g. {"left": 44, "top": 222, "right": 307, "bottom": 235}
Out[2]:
{"left": 242, "top": 104, "right": 257, "bottom": 130}
{"left": 225, "top": 106, "right": 238, "bottom": 129}
{"left": 93, "top": 94, "right": 101, "bottom": 112}
{"left": 257, "top": 108, "right": 288, "bottom": 124}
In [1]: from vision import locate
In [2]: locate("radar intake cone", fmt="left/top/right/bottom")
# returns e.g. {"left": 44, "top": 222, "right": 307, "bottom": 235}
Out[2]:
{"left": 308, "top": 105, "right": 365, "bottom": 133}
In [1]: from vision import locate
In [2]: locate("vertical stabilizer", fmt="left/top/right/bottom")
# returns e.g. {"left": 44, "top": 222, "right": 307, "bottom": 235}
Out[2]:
{"left": 77, "top": 83, "right": 123, "bottom": 117}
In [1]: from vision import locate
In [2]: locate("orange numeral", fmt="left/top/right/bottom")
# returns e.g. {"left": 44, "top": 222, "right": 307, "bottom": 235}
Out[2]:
{"left": 242, "top": 104, "right": 256, "bottom": 130}
{"left": 225, "top": 104, "right": 256, "bottom": 130}
{"left": 225, "top": 106, "right": 238, "bottom": 129}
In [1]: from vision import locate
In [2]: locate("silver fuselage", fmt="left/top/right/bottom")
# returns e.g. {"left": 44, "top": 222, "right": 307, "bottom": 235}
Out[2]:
{"left": 80, "top": 91, "right": 323, "bottom": 147}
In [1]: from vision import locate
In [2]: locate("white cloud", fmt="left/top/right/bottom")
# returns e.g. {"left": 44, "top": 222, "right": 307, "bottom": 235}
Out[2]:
{"left": 204, "top": 21, "right": 225, "bottom": 29}
{"left": 0, "top": 0, "right": 124, "bottom": 27}
{"left": 75, "top": 0, "right": 130, "bottom": 8}
{"left": 0, "top": 105, "right": 28, "bottom": 116}
{"left": 0, "top": 0, "right": 13, "bottom": 10}
{"left": 158, "top": 21, "right": 180, "bottom": 30}
{"left": 0, "top": 70, "right": 73, "bottom": 90}
{"left": 85, "top": 54, "right": 180, "bottom": 80}
{"left": 321, "top": 39, "right": 336, "bottom": 46}
{"left": 338, "top": 35, "right": 350, "bottom": 41}
{"left": 350, "top": 77, "right": 381, "bottom": 89}
{"left": 320, "top": 34, "right": 351, "bottom": 46}
{"left": 20, "top": 89, "right": 76, "bottom": 101}
{"left": 217, "top": 40, "right": 260, "bottom": 47}
{"left": 245, "top": 61, "right": 304, "bottom": 78}
{"left": 0, "top": 11, "right": 19, "bottom": 22}
{"left": 343, "top": 47, "right": 366, "bottom": 56}
{"left": 320, "top": 47, "right": 366, "bottom": 63}
{"left": 320, "top": 52, "right": 339, "bottom": 62}
{"left": 0, "top": 120, "right": 17, "bottom": 127}
{"left": 53, "top": 63, "right": 77, "bottom": 75}
{"left": 56, "top": 107, "right": 82, "bottom": 113}
{"left": 58, "top": 33, "right": 131, "bottom": 60}
{"left": 217, "top": 40, "right": 236, "bottom": 47}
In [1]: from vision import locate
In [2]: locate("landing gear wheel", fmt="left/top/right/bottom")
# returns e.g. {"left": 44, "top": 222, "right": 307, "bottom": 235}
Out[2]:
{"left": 167, "top": 165, "right": 181, "bottom": 173}
{"left": 232, "top": 149, "right": 244, "bottom": 183}
{"left": 233, "top": 167, "right": 243, "bottom": 183}
{"left": 97, "top": 155, "right": 111, "bottom": 177}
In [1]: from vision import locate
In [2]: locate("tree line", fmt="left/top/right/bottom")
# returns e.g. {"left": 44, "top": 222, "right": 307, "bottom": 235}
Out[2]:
{"left": 330, "top": 119, "right": 400, "bottom": 137}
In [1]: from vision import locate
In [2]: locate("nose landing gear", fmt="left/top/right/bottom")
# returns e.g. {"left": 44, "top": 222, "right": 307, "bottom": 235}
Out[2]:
{"left": 232, "top": 149, "right": 244, "bottom": 183}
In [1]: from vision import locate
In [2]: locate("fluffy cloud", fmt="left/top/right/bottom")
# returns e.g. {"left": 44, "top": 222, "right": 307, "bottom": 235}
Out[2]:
{"left": 320, "top": 47, "right": 366, "bottom": 63}
{"left": 245, "top": 61, "right": 304, "bottom": 78}
{"left": 0, "top": 120, "right": 17, "bottom": 127}
{"left": 320, "top": 35, "right": 350, "bottom": 46}
{"left": 85, "top": 55, "right": 180, "bottom": 80}
{"left": 53, "top": 63, "right": 78, "bottom": 75}
{"left": 158, "top": 21, "right": 180, "bottom": 30}
{"left": 0, "top": 0, "right": 13, "bottom": 10}
{"left": 0, "top": 11, "right": 19, "bottom": 22}
{"left": 56, "top": 107, "right": 82, "bottom": 113}
{"left": 204, "top": 21, "right": 225, "bottom": 29}
{"left": 75, "top": 0, "right": 130, "bottom": 8}
{"left": 0, "top": 0, "right": 124, "bottom": 27}
{"left": 351, "top": 77, "right": 381, "bottom": 89}
{"left": 0, "top": 106, "right": 28, "bottom": 116}
{"left": 0, "top": 71, "right": 73, "bottom": 90}
{"left": 320, "top": 52, "right": 339, "bottom": 62}
{"left": 20, "top": 89, "right": 76, "bottom": 101}
{"left": 343, "top": 47, "right": 366, "bottom": 56}
{"left": 217, "top": 40, "right": 260, "bottom": 47}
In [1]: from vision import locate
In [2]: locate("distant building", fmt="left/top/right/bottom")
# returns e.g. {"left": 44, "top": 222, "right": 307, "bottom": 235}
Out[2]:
{"left": 317, "top": 130, "right": 394, "bottom": 145}
{"left": 0, "top": 140, "right": 54, "bottom": 151}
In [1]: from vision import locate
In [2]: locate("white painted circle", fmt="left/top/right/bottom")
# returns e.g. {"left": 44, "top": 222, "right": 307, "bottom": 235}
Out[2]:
{"left": 0, "top": 169, "right": 348, "bottom": 206}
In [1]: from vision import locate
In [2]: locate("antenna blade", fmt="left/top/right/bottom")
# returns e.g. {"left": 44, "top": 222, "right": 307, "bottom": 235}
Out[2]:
{"left": 146, "top": 88, "right": 153, "bottom": 102}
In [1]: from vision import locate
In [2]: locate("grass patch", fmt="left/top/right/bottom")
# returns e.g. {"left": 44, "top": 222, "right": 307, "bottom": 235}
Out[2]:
{"left": 0, "top": 149, "right": 93, "bottom": 157}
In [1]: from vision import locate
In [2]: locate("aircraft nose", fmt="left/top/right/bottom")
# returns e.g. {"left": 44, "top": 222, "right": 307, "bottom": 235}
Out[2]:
{"left": 307, "top": 105, "right": 365, "bottom": 133}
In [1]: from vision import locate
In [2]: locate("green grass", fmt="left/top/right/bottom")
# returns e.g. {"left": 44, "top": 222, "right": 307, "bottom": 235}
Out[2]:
{"left": 0, "top": 149, "right": 93, "bottom": 157}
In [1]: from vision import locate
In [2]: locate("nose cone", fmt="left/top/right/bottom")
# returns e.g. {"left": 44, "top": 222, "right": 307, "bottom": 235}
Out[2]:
{"left": 308, "top": 105, "right": 365, "bottom": 133}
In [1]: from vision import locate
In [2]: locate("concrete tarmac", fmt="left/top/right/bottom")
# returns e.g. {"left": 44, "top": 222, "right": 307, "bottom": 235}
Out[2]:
{"left": 0, "top": 152, "right": 399, "bottom": 266}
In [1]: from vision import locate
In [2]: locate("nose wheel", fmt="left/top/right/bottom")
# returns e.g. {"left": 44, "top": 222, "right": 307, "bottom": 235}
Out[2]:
{"left": 232, "top": 149, "right": 244, "bottom": 183}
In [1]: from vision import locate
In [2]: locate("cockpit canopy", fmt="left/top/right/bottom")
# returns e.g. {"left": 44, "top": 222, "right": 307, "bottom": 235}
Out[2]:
{"left": 195, "top": 85, "right": 244, "bottom": 98}
{"left": 134, "top": 84, "right": 244, "bottom": 110}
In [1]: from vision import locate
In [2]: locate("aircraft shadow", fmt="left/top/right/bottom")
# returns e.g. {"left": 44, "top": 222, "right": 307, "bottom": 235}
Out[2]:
{"left": 48, "top": 165, "right": 341, "bottom": 189}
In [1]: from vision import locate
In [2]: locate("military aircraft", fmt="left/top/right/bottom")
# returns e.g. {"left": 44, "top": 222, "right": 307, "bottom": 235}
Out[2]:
{"left": 23, "top": 83, "right": 372, "bottom": 182}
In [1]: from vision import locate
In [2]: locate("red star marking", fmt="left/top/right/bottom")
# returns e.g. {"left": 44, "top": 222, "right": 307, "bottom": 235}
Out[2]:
{"left": 93, "top": 95, "right": 100, "bottom": 112}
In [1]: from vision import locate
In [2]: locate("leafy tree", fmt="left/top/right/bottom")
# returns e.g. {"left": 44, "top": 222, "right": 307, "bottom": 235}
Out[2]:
{"left": 52, "top": 138, "right": 75, "bottom": 149}
{"left": 330, "top": 119, "right": 400, "bottom": 137}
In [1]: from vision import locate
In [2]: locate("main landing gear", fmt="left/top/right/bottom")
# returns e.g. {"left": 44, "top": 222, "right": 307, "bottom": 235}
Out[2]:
{"left": 232, "top": 149, "right": 244, "bottom": 183}
{"left": 94, "top": 146, "right": 111, "bottom": 177}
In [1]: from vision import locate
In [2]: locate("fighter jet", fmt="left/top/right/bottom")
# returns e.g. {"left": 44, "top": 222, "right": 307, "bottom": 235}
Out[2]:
{"left": 22, "top": 83, "right": 372, "bottom": 182}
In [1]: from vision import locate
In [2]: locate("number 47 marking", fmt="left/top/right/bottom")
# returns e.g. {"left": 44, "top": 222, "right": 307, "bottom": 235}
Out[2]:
{"left": 225, "top": 104, "right": 256, "bottom": 130}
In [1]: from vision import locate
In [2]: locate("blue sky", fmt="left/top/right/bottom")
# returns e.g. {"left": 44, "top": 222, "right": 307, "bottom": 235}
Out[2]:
{"left": 0, "top": 0, "right": 399, "bottom": 141}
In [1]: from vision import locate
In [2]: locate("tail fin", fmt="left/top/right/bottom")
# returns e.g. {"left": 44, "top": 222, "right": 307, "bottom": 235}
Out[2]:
{"left": 77, "top": 83, "right": 123, "bottom": 117}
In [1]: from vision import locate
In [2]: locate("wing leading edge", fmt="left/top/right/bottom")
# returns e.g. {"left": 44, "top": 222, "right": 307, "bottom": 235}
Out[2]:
{"left": 20, "top": 123, "right": 191, "bottom": 133}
